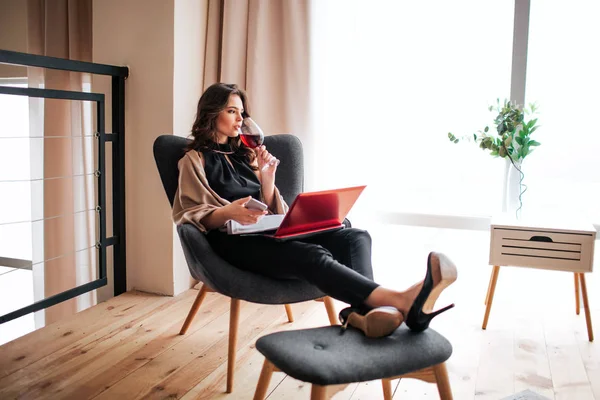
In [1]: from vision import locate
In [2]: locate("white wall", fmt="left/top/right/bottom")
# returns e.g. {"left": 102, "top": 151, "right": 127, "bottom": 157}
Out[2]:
{"left": 93, "top": 0, "right": 207, "bottom": 298}
{"left": 172, "top": 0, "right": 208, "bottom": 294}
{"left": 93, "top": 0, "right": 175, "bottom": 297}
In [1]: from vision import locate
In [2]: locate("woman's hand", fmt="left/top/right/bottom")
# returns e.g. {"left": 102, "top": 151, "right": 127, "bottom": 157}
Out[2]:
{"left": 255, "top": 145, "right": 279, "bottom": 177}
{"left": 254, "top": 145, "right": 278, "bottom": 207}
{"left": 224, "top": 196, "right": 267, "bottom": 225}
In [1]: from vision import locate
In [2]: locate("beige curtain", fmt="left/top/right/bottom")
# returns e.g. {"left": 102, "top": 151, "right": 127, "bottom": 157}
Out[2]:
{"left": 201, "top": 0, "right": 313, "bottom": 151}
{"left": 27, "top": 0, "right": 95, "bottom": 325}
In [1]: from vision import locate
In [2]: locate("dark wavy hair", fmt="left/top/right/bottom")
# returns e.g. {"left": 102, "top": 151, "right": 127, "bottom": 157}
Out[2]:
{"left": 187, "top": 83, "right": 256, "bottom": 167}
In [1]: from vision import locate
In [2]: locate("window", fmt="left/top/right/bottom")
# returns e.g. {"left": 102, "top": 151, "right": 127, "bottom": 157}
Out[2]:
{"left": 310, "top": 1, "right": 515, "bottom": 220}
{"left": 0, "top": 80, "right": 35, "bottom": 344}
{"left": 524, "top": 0, "right": 600, "bottom": 223}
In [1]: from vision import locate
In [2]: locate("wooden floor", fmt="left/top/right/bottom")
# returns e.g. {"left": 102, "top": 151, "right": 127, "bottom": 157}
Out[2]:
{"left": 0, "top": 226, "right": 599, "bottom": 399}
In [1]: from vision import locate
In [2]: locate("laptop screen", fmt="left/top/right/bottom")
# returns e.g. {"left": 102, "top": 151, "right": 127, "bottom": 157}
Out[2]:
{"left": 274, "top": 185, "right": 366, "bottom": 237}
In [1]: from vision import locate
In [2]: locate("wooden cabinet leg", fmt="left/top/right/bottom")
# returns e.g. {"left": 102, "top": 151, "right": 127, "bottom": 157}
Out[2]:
{"left": 579, "top": 273, "right": 594, "bottom": 342}
{"left": 574, "top": 273, "right": 581, "bottom": 315}
{"left": 482, "top": 266, "right": 500, "bottom": 330}
{"left": 484, "top": 269, "right": 494, "bottom": 306}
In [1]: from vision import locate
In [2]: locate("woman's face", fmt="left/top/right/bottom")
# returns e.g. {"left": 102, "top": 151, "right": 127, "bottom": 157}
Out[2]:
{"left": 215, "top": 94, "right": 244, "bottom": 144}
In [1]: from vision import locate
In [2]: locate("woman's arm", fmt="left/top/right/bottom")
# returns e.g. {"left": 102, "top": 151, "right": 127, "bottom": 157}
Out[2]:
{"left": 173, "top": 152, "right": 266, "bottom": 232}
{"left": 200, "top": 197, "right": 266, "bottom": 230}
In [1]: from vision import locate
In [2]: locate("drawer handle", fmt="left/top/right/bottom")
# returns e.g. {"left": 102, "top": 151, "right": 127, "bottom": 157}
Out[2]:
{"left": 530, "top": 235, "right": 553, "bottom": 243}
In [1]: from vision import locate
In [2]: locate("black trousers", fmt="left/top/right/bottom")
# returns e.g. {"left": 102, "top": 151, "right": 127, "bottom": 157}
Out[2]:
{"left": 206, "top": 228, "right": 379, "bottom": 306}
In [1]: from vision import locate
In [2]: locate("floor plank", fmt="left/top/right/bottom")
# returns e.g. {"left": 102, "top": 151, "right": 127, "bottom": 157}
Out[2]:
{"left": 0, "top": 290, "right": 196, "bottom": 399}
{"left": 544, "top": 310, "right": 595, "bottom": 400}
{"left": 513, "top": 314, "right": 554, "bottom": 399}
{"left": 576, "top": 309, "right": 600, "bottom": 400}
{"left": 0, "top": 291, "right": 166, "bottom": 381}
{"left": 93, "top": 296, "right": 261, "bottom": 400}
{"left": 55, "top": 291, "right": 226, "bottom": 400}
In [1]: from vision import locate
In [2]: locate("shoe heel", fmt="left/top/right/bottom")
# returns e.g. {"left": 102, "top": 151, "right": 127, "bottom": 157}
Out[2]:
{"left": 406, "top": 252, "right": 458, "bottom": 332}
{"left": 363, "top": 307, "right": 403, "bottom": 338}
{"left": 423, "top": 253, "right": 457, "bottom": 313}
{"left": 338, "top": 306, "right": 403, "bottom": 338}
{"left": 409, "top": 303, "right": 455, "bottom": 333}
{"left": 429, "top": 303, "right": 455, "bottom": 318}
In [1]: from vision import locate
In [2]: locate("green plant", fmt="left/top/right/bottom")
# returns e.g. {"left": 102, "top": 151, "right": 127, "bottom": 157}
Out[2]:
{"left": 448, "top": 98, "right": 541, "bottom": 165}
{"left": 447, "top": 99, "right": 541, "bottom": 217}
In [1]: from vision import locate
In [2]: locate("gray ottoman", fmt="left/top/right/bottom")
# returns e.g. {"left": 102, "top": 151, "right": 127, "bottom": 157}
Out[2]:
{"left": 253, "top": 325, "right": 453, "bottom": 400}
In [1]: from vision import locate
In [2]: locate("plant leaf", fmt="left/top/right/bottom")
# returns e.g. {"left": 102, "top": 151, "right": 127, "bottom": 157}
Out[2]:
{"left": 529, "top": 140, "right": 541, "bottom": 146}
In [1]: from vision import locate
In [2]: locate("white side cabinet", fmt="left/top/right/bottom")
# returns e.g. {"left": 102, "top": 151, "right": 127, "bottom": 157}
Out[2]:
{"left": 489, "top": 219, "right": 596, "bottom": 272}
{"left": 484, "top": 216, "right": 596, "bottom": 341}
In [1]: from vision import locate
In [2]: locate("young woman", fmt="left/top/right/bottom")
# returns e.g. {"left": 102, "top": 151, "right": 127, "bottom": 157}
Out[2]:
{"left": 172, "top": 83, "right": 457, "bottom": 337}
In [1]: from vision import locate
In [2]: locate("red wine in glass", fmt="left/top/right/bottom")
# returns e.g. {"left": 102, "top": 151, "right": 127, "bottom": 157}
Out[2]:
{"left": 240, "top": 117, "right": 279, "bottom": 170}
{"left": 240, "top": 117, "right": 265, "bottom": 148}
{"left": 240, "top": 133, "right": 263, "bottom": 148}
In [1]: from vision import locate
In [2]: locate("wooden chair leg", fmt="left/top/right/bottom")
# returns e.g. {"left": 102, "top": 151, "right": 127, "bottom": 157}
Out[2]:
{"left": 381, "top": 378, "right": 393, "bottom": 400}
{"left": 179, "top": 284, "right": 210, "bottom": 335}
{"left": 284, "top": 304, "right": 294, "bottom": 322}
{"left": 253, "top": 359, "right": 276, "bottom": 400}
{"left": 323, "top": 296, "right": 338, "bottom": 325}
{"left": 310, "top": 384, "right": 328, "bottom": 400}
{"left": 579, "top": 273, "right": 594, "bottom": 342}
{"left": 433, "top": 363, "right": 453, "bottom": 400}
{"left": 574, "top": 273, "right": 581, "bottom": 315}
{"left": 482, "top": 266, "right": 500, "bottom": 330}
{"left": 227, "top": 298, "right": 241, "bottom": 393}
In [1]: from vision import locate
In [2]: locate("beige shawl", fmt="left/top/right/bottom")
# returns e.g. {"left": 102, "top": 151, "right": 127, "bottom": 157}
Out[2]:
{"left": 172, "top": 150, "right": 289, "bottom": 232}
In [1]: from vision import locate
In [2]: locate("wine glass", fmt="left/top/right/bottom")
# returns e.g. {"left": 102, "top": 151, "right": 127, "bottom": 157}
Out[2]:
{"left": 240, "top": 117, "right": 280, "bottom": 170}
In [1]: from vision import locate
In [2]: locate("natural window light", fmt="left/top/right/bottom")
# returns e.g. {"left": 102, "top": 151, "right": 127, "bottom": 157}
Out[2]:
{"left": 524, "top": 0, "right": 600, "bottom": 224}
{"left": 310, "top": 0, "right": 515, "bottom": 219}
{"left": 0, "top": 81, "right": 35, "bottom": 345}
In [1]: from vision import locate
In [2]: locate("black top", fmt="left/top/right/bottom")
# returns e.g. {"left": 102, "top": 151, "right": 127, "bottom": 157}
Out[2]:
{"left": 200, "top": 143, "right": 261, "bottom": 202}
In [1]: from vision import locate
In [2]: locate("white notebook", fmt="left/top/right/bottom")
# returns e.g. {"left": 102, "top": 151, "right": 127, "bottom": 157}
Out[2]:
{"left": 226, "top": 214, "right": 285, "bottom": 235}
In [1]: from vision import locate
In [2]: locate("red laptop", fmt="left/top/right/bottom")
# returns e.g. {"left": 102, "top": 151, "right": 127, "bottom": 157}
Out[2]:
{"left": 266, "top": 185, "right": 366, "bottom": 240}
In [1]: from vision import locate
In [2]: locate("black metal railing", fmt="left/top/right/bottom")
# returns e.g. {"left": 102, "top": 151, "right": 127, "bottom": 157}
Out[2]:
{"left": 0, "top": 49, "right": 128, "bottom": 324}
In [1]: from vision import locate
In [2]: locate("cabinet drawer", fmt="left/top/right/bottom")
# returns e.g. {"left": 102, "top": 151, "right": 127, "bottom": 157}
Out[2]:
{"left": 489, "top": 227, "right": 595, "bottom": 272}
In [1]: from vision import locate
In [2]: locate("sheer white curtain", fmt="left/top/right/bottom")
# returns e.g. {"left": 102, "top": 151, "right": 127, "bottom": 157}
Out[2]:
{"left": 524, "top": 0, "right": 600, "bottom": 223}
{"left": 310, "top": 1, "right": 515, "bottom": 220}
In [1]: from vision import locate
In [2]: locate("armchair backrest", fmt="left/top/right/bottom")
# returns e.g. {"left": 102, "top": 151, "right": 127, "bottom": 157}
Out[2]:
{"left": 153, "top": 134, "right": 304, "bottom": 207}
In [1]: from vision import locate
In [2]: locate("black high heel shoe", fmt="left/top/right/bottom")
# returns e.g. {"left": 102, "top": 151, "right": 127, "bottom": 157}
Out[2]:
{"left": 339, "top": 306, "right": 404, "bottom": 338}
{"left": 405, "top": 252, "right": 457, "bottom": 332}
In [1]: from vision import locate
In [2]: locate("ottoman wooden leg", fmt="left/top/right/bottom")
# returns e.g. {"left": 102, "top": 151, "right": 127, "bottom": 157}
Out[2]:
{"left": 323, "top": 296, "right": 338, "bottom": 325}
{"left": 311, "top": 384, "right": 328, "bottom": 400}
{"left": 253, "top": 359, "right": 276, "bottom": 400}
{"left": 574, "top": 273, "right": 581, "bottom": 315}
{"left": 482, "top": 266, "right": 500, "bottom": 329}
{"left": 433, "top": 363, "right": 453, "bottom": 400}
{"left": 381, "top": 378, "right": 393, "bottom": 400}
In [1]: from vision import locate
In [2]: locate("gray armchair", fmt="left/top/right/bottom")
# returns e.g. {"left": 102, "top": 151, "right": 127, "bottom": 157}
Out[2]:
{"left": 152, "top": 134, "right": 337, "bottom": 393}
